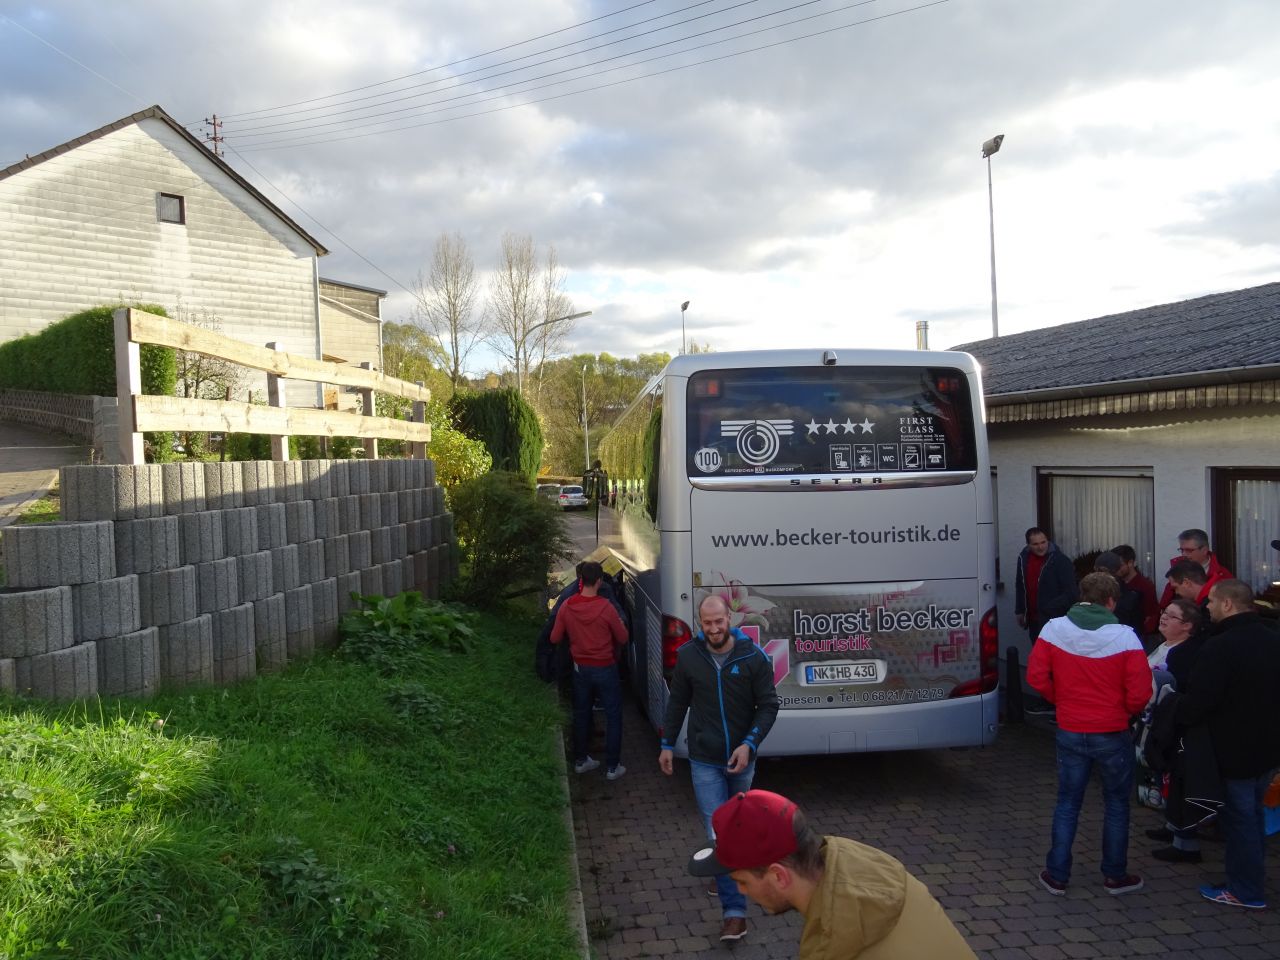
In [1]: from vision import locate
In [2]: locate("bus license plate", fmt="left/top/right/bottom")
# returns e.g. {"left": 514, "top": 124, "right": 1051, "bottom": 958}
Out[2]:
{"left": 803, "top": 661, "right": 881, "bottom": 685}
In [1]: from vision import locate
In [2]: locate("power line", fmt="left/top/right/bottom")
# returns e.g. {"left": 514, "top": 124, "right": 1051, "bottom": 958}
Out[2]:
{"left": 236, "top": 0, "right": 934, "bottom": 153}
{"left": 0, "top": 11, "right": 146, "bottom": 106}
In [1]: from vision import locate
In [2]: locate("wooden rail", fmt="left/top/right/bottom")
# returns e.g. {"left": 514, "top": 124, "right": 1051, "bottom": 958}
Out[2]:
{"left": 114, "top": 307, "right": 430, "bottom": 464}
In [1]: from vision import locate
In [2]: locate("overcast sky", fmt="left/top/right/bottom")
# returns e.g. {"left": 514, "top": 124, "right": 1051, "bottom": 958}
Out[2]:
{"left": 3, "top": 0, "right": 1279, "bottom": 374}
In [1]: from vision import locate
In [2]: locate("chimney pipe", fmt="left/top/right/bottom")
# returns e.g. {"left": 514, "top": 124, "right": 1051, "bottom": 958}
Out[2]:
{"left": 915, "top": 320, "right": 930, "bottom": 350}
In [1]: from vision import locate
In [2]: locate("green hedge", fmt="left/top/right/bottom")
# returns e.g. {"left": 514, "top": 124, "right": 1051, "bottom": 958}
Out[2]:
{"left": 449, "top": 388, "right": 542, "bottom": 485}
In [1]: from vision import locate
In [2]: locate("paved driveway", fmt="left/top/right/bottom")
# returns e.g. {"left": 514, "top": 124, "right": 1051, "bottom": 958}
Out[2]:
{"left": 570, "top": 697, "right": 1280, "bottom": 959}
{"left": 0, "top": 420, "right": 87, "bottom": 526}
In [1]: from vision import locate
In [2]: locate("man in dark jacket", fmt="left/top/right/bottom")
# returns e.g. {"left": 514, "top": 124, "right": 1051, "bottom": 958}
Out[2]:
{"left": 659, "top": 594, "right": 780, "bottom": 943}
{"left": 1175, "top": 579, "right": 1280, "bottom": 909}
{"left": 1014, "top": 527, "right": 1078, "bottom": 641}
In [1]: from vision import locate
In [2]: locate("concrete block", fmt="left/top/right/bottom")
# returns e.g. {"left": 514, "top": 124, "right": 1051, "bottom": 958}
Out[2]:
{"left": 5, "top": 521, "right": 116, "bottom": 587}
{"left": 337, "top": 570, "right": 362, "bottom": 616}
{"left": 284, "top": 500, "right": 316, "bottom": 544}
{"left": 406, "top": 459, "right": 427, "bottom": 488}
{"left": 298, "top": 539, "right": 326, "bottom": 584}
{"left": 211, "top": 602, "right": 256, "bottom": 685}
{"left": 311, "top": 577, "right": 340, "bottom": 650}
{"left": 404, "top": 518, "right": 422, "bottom": 554}
{"left": 156, "top": 614, "right": 213, "bottom": 688}
{"left": 13, "top": 640, "right": 98, "bottom": 701}
{"left": 160, "top": 462, "right": 206, "bottom": 514}
{"left": 194, "top": 557, "right": 239, "bottom": 614}
{"left": 302, "top": 460, "right": 333, "bottom": 500}
{"left": 137, "top": 566, "right": 199, "bottom": 627}
{"left": 178, "top": 511, "right": 227, "bottom": 565}
{"left": 96, "top": 627, "right": 160, "bottom": 698}
{"left": 426, "top": 548, "right": 441, "bottom": 599}
{"left": 345, "top": 460, "right": 370, "bottom": 495}
{"left": 379, "top": 559, "right": 404, "bottom": 597}
{"left": 283, "top": 583, "right": 315, "bottom": 660}
{"left": 114, "top": 516, "right": 181, "bottom": 574}
{"left": 396, "top": 489, "right": 416, "bottom": 523}
{"left": 390, "top": 524, "right": 408, "bottom": 562}
{"left": 202, "top": 462, "right": 245, "bottom": 510}
{"left": 410, "top": 550, "right": 431, "bottom": 595}
{"left": 378, "top": 492, "right": 400, "bottom": 527}
{"left": 323, "top": 534, "right": 351, "bottom": 578}
{"left": 253, "top": 593, "right": 288, "bottom": 672}
{"left": 336, "top": 495, "right": 361, "bottom": 535}
{"left": 0, "top": 585, "right": 75, "bottom": 657}
{"left": 388, "top": 459, "right": 409, "bottom": 492}
{"left": 239, "top": 460, "right": 277, "bottom": 506}
{"left": 347, "top": 529, "right": 372, "bottom": 570}
{"left": 221, "top": 507, "right": 260, "bottom": 556}
{"left": 369, "top": 526, "right": 394, "bottom": 564}
{"left": 357, "top": 493, "right": 381, "bottom": 530}
{"left": 423, "top": 460, "right": 436, "bottom": 486}
{"left": 419, "top": 516, "right": 435, "bottom": 549}
{"left": 330, "top": 460, "right": 352, "bottom": 498}
{"left": 255, "top": 503, "right": 287, "bottom": 550}
{"left": 236, "top": 550, "right": 275, "bottom": 602}
{"left": 367, "top": 459, "right": 390, "bottom": 493}
{"left": 270, "top": 545, "right": 300, "bottom": 592}
{"left": 272, "top": 460, "right": 305, "bottom": 502}
{"left": 358, "top": 565, "right": 383, "bottom": 598}
{"left": 60, "top": 464, "right": 163, "bottom": 521}
{"left": 313, "top": 497, "right": 341, "bottom": 539}
{"left": 71, "top": 574, "right": 141, "bottom": 643}
{"left": 0, "top": 658, "right": 14, "bottom": 696}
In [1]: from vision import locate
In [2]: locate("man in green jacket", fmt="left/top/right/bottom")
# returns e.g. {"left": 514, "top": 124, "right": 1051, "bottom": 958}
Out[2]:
{"left": 689, "top": 790, "right": 977, "bottom": 959}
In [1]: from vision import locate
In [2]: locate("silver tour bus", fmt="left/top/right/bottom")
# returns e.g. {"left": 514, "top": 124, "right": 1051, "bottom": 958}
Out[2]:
{"left": 596, "top": 349, "right": 998, "bottom": 756}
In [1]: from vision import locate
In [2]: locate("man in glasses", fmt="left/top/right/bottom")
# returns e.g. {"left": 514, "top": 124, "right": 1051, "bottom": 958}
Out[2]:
{"left": 1158, "top": 528, "right": 1231, "bottom": 608}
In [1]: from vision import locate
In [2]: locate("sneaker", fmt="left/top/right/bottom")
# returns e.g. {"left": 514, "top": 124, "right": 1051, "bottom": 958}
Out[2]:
{"left": 1038, "top": 870, "right": 1066, "bottom": 895}
{"left": 719, "top": 917, "right": 748, "bottom": 941}
{"left": 1199, "top": 884, "right": 1266, "bottom": 909}
{"left": 1103, "top": 874, "right": 1144, "bottom": 895}
{"left": 606, "top": 764, "right": 626, "bottom": 781}
{"left": 1151, "top": 845, "right": 1202, "bottom": 863}
{"left": 707, "top": 879, "right": 719, "bottom": 897}
{"left": 574, "top": 757, "right": 600, "bottom": 774}
{"left": 1144, "top": 827, "right": 1173, "bottom": 842}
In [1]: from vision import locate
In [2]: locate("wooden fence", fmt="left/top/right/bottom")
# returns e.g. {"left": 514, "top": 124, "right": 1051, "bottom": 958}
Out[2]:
{"left": 113, "top": 307, "right": 431, "bottom": 465}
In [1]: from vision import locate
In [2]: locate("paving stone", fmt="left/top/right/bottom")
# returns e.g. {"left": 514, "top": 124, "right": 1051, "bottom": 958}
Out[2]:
{"left": 270, "top": 545, "right": 300, "bottom": 592}
{"left": 95, "top": 627, "right": 160, "bottom": 698}
{"left": 137, "top": 565, "right": 198, "bottom": 627}
{"left": 60, "top": 464, "right": 164, "bottom": 521}
{"left": 273, "top": 460, "right": 305, "bottom": 501}
{"left": 160, "top": 462, "right": 206, "bottom": 514}
{"left": 71, "top": 574, "right": 141, "bottom": 642}
{"left": 5, "top": 521, "right": 116, "bottom": 587}
{"left": 284, "top": 500, "right": 316, "bottom": 544}
{"left": 194, "top": 557, "right": 239, "bottom": 614}
{"left": 311, "top": 577, "right": 340, "bottom": 651}
{"left": 0, "top": 585, "right": 75, "bottom": 657}
{"left": 114, "top": 516, "right": 180, "bottom": 574}
{"left": 211, "top": 602, "right": 256, "bottom": 685}
{"left": 156, "top": 614, "right": 213, "bottom": 688}
{"left": 347, "top": 529, "right": 372, "bottom": 570}
{"left": 254, "top": 502, "right": 287, "bottom": 551}
{"left": 313, "top": 497, "right": 341, "bottom": 539}
{"left": 283, "top": 583, "right": 314, "bottom": 660}
{"left": 202, "top": 462, "right": 244, "bottom": 510}
{"left": 253, "top": 592, "right": 287, "bottom": 672}
{"left": 13, "top": 640, "right": 98, "bottom": 701}
{"left": 235, "top": 550, "right": 275, "bottom": 602}
{"left": 239, "top": 460, "right": 277, "bottom": 506}
{"left": 221, "top": 506, "right": 260, "bottom": 556}
{"left": 323, "top": 534, "right": 351, "bottom": 578}
{"left": 177, "top": 511, "right": 227, "bottom": 564}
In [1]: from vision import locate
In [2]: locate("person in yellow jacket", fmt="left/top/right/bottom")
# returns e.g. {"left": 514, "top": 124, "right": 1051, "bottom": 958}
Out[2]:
{"left": 688, "top": 790, "right": 976, "bottom": 959}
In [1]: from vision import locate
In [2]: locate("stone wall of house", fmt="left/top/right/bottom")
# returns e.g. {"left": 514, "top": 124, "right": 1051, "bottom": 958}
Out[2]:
{"left": 0, "top": 458, "right": 454, "bottom": 701}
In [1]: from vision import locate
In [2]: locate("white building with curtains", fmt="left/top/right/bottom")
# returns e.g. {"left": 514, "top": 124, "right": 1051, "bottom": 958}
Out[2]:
{"left": 954, "top": 281, "right": 1280, "bottom": 668}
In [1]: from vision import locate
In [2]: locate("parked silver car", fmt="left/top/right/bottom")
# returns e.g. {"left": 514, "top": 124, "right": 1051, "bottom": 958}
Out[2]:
{"left": 536, "top": 483, "right": 561, "bottom": 502}
{"left": 557, "top": 484, "right": 589, "bottom": 510}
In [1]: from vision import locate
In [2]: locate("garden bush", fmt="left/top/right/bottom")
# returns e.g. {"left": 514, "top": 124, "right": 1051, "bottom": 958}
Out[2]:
{"left": 449, "top": 389, "right": 542, "bottom": 484}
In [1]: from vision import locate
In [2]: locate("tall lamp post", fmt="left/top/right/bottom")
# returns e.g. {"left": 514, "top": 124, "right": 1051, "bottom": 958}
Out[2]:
{"left": 982, "top": 134, "right": 1004, "bottom": 339}
{"left": 581, "top": 363, "right": 590, "bottom": 473}
{"left": 680, "top": 300, "right": 690, "bottom": 354}
{"left": 514, "top": 309, "right": 592, "bottom": 394}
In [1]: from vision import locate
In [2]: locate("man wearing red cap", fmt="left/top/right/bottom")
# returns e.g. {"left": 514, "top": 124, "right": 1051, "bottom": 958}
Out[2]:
{"left": 689, "top": 790, "right": 976, "bottom": 958}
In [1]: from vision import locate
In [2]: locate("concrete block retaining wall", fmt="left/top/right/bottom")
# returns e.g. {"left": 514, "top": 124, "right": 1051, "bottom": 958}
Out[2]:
{"left": 0, "top": 458, "right": 454, "bottom": 702}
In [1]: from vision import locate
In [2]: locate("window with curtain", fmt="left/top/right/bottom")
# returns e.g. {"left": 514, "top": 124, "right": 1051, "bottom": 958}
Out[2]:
{"left": 1038, "top": 470, "right": 1156, "bottom": 575}
{"left": 1211, "top": 469, "right": 1280, "bottom": 595}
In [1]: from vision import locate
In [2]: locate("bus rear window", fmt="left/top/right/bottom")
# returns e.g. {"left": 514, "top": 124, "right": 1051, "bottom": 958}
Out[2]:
{"left": 685, "top": 366, "right": 976, "bottom": 477}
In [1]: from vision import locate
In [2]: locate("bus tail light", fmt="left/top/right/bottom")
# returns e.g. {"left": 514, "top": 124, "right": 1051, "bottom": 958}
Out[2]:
{"left": 661, "top": 614, "right": 692, "bottom": 672}
{"left": 949, "top": 606, "right": 999, "bottom": 698}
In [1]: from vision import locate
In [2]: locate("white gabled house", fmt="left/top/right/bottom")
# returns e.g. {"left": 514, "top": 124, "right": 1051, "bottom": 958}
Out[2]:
{"left": 0, "top": 104, "right": 330, "bottom": 406}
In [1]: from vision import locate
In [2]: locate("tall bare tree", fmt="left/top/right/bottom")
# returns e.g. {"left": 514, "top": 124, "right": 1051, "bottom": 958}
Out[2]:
{"left": 488, "top": 232, "right": 578, "bottom": 395}
{"left": 173, "top": 302, "right": 243, "bottom": 457}
{"left": 412, "top": 232, "right": 484, "bottom": 390}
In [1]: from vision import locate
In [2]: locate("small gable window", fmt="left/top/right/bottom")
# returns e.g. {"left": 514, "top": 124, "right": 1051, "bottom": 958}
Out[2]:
{"left": 157, "top": 193, "right": 185, "bottom": 224}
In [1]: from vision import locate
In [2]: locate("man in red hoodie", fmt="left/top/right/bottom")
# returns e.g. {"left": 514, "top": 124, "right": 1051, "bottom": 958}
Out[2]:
{"left": 551, "top": 561, "right": 629, "bottom": 780}
{"left": 1028, "top": 572, "right": 1152, "bottom": 897}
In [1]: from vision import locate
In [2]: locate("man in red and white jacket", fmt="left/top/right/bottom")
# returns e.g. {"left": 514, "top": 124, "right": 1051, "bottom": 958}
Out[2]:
{"left": 551, "top": 561, "right": 629, "bottom": 780}
{"left": 1028, "top": 572, "right": 1153, "bottom": 898}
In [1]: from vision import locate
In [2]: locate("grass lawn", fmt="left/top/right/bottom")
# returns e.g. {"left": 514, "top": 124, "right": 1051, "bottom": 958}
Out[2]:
{"left": 0, "top": 604, "right": 576, "bottom": 959}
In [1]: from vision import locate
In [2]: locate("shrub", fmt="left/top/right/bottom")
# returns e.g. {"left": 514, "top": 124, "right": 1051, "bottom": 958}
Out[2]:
{"left": 339, "top": 593, "right": 476, "bottom": 672}
{"left": 449, "top": 389, "right": 542, "bottom": 483}
{"left": 448, "top": 471, "right": 571, "bottom": 606}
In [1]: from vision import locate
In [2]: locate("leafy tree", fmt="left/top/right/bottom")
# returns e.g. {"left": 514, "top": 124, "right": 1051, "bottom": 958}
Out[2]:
{"left": 381, "top": 322, "right": 451, "bottom": 399}
{"left": 411, "top": 232, "right": 486, "bottom": 389}
{"left": 450, "top": 388, "right": 542, "bottom": 483}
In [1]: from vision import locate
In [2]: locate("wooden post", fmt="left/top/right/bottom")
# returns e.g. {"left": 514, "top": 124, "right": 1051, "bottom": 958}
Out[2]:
{"left": 266, "top": 342, "right": 290, "bottom": 461}
{"left": 113, "top": 308, "right": 144, "bottom": 464}
{"left": 359, "top": 361, "right": 378, "bottom": 460}
{"left": 411, "top": 380, "right": 426, "bottom": 460}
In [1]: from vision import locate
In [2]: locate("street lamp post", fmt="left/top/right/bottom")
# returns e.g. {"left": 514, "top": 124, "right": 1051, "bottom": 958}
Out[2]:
{"left": 680, "top": 300, "right": 690, "bottom": 354}
{"left": 982, "top": 134, "right": 1004, "bottom": 339}
{"left": 514, "top": 309, "right": 592, "bottom": 393}
{"left": 581, "top": 363, "right": 590, "bottom": 473}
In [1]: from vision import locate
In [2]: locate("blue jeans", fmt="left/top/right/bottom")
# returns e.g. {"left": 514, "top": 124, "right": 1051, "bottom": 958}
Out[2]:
{"left": 571, "top": 664, "right": 621, "bottom": 769}
{"left": 1220, "top": 771, "right": 1273, "bottom": 903}
{"left": 1046, "top": 729, "right": 1134, "bottom": 884}
{"left": 690, "top": 758, "right": 755, "bottom": 918}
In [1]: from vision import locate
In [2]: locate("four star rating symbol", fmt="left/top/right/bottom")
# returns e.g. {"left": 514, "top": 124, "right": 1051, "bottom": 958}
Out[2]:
{"left": 806, "top": 417, "right": 875, "bottom": 435}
